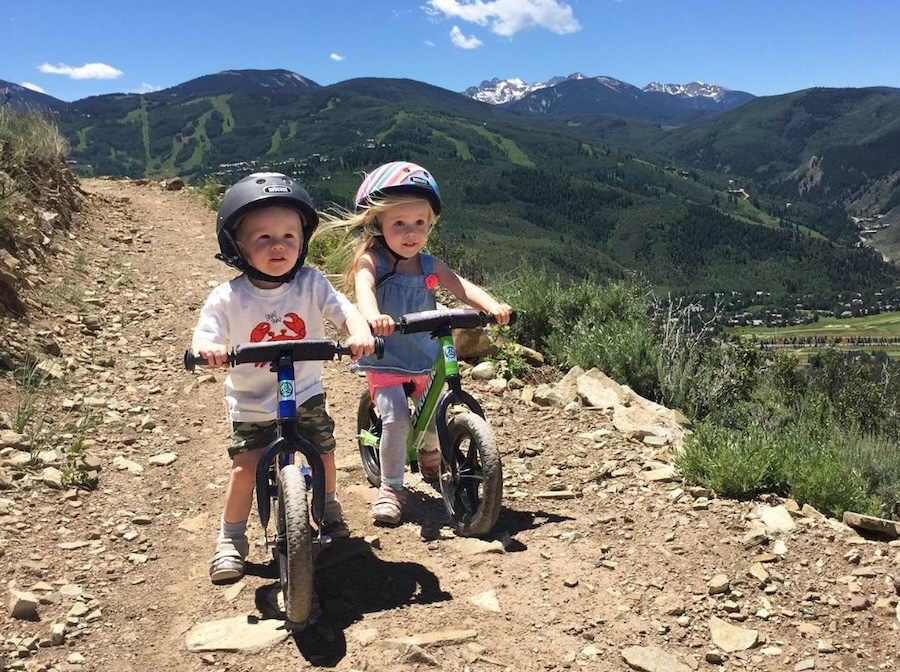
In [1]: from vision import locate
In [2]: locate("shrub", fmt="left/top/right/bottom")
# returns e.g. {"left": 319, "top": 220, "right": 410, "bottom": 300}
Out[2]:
{"left": 192, "top": 177, "right": 223, "bottom": 211}
{"left": 780, "top": 431, "right": 879, "bottom": 519}
{"left": 655, "top": 298, "right": 764, "bottom": 422}
{"left": 486, "top": 323, "right": 532, "bottom": 380}
{"left": 675, "top": 419, "right": 880, "bottom": 519}
{"left": 823, "top": 426, "right": 900, "bottom": 519}
{"left": 675, "top": 422, "right": 783, "bottom": 499}
{"left": 308, "top": 227, "right": 353, "bottom": 279}
{"left": 505, "top": 269, "right": 659, "bottom": 398}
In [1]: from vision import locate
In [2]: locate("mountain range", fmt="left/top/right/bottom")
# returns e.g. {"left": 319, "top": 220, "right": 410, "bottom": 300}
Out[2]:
{"left": 5, "top": 68, "right": 900, "bottom": 302}
{"left": 2, "top": 70, "right": 750, "bottom": 124}
{"left": 463, "top": 74, "right": 754, "bottom": 123}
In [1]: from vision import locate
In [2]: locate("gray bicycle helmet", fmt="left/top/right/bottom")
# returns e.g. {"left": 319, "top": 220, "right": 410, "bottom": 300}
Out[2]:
{"left": 215, "top": 172, "right": 319, "bottom": 283}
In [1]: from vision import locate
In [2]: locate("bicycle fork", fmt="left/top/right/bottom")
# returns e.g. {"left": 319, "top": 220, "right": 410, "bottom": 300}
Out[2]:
{"left": 255, "top": 353, "right": 327, "bottom": 543}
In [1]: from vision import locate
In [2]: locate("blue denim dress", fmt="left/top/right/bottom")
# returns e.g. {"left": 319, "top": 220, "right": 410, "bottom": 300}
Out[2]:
{"left": 354, "top": 250, "right": 438, "bottom": 375}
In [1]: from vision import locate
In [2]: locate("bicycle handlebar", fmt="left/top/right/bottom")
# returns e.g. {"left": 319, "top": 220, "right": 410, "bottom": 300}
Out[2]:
{"left": 183, "top": 337, "right": 385, "bottom": 372}
{"left": 398, "top": 308, "right": 517, "bottom": 335}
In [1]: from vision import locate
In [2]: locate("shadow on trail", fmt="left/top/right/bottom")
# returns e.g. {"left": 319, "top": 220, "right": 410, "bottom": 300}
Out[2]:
{"left": 250, "top": 538, "right": 450, "bottom": 667}
{"left": 494, "top": 506, "right": 575, "bottom": 536}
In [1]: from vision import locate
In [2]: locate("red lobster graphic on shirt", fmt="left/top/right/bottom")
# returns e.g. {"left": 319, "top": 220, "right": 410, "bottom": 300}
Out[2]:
{"left": 249, "top": 312, "right": 307, "bottom": 367}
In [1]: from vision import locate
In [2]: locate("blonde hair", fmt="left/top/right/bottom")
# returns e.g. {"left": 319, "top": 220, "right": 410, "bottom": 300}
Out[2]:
{"left": 318, "top": 195, "right": 437, "bottom": 296}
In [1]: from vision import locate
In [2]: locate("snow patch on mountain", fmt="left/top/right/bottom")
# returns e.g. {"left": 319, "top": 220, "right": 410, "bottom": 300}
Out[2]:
{"left": 643, "top": 81, "right": 733, "bottom": 102}
{"left": 463, "top": 73, "right": 586, "bottom": 105}
{"left": 465, "top": 74, "right": 738, "bottom": 105}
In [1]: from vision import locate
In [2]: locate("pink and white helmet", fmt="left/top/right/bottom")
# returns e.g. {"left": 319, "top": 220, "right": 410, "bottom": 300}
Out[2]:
{"left": 354, "top": 161, "right": 442, "bottom": 215}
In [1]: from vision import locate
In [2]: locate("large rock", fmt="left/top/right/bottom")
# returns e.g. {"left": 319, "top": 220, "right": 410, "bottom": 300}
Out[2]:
{"left": 184, "top": 615, "right": 290, "bottom": 652}
{"left": 452, "top": 327, "right": 497, "bottom": 360}
{"left": 576, "top": 368, "right": 627, "bottom": 409}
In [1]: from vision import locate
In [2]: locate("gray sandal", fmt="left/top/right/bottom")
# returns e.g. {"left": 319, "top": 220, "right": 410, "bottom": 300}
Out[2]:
{"left": 209, "top": 538, "right": 248, "bottom": 585}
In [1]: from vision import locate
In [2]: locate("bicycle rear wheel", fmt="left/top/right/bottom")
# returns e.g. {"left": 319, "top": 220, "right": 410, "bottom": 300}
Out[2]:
{"left": 276, "top": 464, "right": 313, "bottom": 628}
{"left": 356, "top": 390, "right": 382, "bottom": 487}
{"left": 440, "top": 412, "right": 503, "bottom": 537}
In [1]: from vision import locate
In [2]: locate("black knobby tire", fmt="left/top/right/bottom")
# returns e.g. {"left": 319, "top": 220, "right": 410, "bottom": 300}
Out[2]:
{"left": 440, "top": 412, "right": 503, "bottom": 537}
{"left": 356, "top": 390, "right": 382, "bottom": 487}
{"left": 276, "top": 464, "right": 313, "bottom": 628}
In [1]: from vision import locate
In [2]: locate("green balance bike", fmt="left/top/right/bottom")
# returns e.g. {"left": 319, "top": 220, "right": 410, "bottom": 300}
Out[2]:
{"left": 357, "top": 308, "right": 513, "bottom": 537}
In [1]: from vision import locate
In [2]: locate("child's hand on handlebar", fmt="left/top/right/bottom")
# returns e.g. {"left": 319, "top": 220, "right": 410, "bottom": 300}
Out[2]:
{"left": 194, "top": 340, "right": 229, "bottom": 368}
{"left": 488, "top": 303, "right": 514, "bottom": 326}
{"left": 346, "top": 333, "right": 377, "bottom": 360}
{"left": 366, "top": 313, "right": 396, "bottom": 336}
{"left": 345, "top": 311, "right": 379, "bottom": 359}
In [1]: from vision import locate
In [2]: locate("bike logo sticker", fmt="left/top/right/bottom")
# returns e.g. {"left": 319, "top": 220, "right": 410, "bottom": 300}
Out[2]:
{"left": 279, "top": 380, "right": 294, "bottom": 401}
{"left": 443, "top": 344, "right": 456, "bottom": 360}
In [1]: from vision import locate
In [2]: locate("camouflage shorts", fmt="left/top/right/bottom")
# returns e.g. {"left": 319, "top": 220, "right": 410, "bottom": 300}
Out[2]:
{"left": 228, "top": 393, "right": 336, "bottom": 458}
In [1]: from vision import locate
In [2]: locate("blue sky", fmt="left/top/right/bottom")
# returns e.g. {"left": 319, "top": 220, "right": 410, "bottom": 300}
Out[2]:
{"left": 4, "top": 0, "right": 899, "bottom": 102}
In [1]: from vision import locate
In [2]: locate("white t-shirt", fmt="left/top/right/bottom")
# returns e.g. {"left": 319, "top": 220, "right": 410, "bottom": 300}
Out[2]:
{"left": 192, "top": 268, "right": 358, "bottom": 422}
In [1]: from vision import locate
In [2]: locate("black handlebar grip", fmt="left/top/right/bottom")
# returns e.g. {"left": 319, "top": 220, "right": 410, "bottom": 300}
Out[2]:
{"left": 184, "top": 349, "right": 207, "bottom": 371}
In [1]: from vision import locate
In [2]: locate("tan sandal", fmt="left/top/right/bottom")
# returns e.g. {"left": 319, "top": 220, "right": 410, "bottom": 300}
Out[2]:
{"left": 417, "top": 448, "right": 441, "bottom": 482}
{"left": 371, "top": 486, "right": 406, "bottom": 526}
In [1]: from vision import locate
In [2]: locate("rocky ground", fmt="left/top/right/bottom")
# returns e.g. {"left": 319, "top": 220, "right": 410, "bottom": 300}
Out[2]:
{"left": 1, "top": 178, "right": 899, "bottom": 672}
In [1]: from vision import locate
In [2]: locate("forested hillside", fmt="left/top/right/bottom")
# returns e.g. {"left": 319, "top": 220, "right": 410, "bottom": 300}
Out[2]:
{"left": 51, "top": 75, "right": 900, "bottom": 301}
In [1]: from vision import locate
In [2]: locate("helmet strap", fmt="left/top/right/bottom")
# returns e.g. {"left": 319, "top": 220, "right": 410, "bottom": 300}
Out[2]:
{"left": 245, "top": 264, "right": 299, "bottom": 284}
{"left": 215, "top": 245, "right": 308, "bottom": 285}
{"left": 373, "top": 235, "right": 411, "bottom": 289}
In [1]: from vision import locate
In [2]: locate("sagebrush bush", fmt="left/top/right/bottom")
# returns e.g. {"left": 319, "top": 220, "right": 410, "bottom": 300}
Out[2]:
{"left": 839, "top": 429, "right": 900, "bottom": 519}
{"left": 676, "top": 419, "right": 881, "bottom": 519}
{"left": 780, "top": 432, "right": 879, "bottom": 519}
{"left": 505, "top": 269, "right": 659, "bottom": 398}
{"left": 655, "top": 299, "right": 765, "bottom": 422}
{"left": 675, "top": 422, "right": 783, "bottom": 499}
{"left": 192, "top": 177, "right": 223, "bottom": 211}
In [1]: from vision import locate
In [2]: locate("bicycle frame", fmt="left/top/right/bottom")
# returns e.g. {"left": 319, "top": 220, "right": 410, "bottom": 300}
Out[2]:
{"left": 406, "top": 321, "right": 486, "bottom": 471}
{"left": 184, "top": 339, "right": 375, "bottom": 544}
{"left": 253, "top": 350, "right": 326, "bottom": 541}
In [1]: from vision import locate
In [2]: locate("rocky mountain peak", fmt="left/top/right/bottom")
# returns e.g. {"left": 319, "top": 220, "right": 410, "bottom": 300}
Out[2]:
{"left": 643, "top": 80, "right": 734, "bottom": 102}
{"left": 462, "top": 73, "right": 585, "bottom": 105}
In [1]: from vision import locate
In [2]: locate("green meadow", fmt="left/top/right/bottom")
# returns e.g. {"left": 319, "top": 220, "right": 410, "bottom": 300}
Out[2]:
{"left": 730, "top": 311, "right": 900, "bottom": 359}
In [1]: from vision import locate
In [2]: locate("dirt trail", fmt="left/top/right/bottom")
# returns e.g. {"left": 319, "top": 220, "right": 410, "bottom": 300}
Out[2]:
{"left": 1, "top": 179, "right": 898, "bottom": 672}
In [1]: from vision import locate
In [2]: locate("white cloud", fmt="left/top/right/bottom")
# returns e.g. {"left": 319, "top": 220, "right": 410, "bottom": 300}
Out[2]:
{"left": 450, "top": 26, "right": 483, "bottom": 49}
{"left": 20, "top": 82, "right": 46, "bottom": 93}
{"left": 425, "top": 0, "right": 580, "bottom": 37}
{"left": 38, "top": 62, "right": 123, "bottom": 80}
{"left": 424, "top": 40, "right": 436, "bottom": 47}
{"left": 330, "top": 53, "right": 345, "bottom": 62}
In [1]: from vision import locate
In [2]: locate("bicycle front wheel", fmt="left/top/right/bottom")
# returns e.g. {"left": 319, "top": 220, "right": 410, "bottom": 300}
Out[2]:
{"left": 276, "top": 464, "right": 313, "bottom": 628}
{"left": 440, "top": 412, "right": 503, "bottom": 537}
{"left": 356, "top": 390, "right": 382, "bottom": 488}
